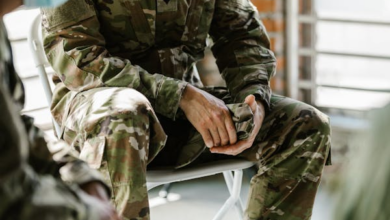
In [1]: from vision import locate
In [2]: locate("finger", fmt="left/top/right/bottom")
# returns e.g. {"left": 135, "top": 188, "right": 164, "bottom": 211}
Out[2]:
{"left": 210, "top": 141, "right": 248, "bottom": 156}
{"left": 200, "top": 129, "right": 214, "bottom": 148}
{"left": 224, "top": 115, "right": 237, "bottom": 145}
{"left": 216, "top": 125, "right": 230, "bottom": 146}
{"left": 244, "top": 95, "right": 257, "bottom": 113}
{"left": 209, "top": 127, "right": 221, "bottom": 147}
{"left": 218, "top": 126, "right": 230, "bottom": 146}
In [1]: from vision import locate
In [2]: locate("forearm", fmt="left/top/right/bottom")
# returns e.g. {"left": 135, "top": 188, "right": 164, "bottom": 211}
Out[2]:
{"left": 210, "top": 0, "right": 276, "bottom": 110}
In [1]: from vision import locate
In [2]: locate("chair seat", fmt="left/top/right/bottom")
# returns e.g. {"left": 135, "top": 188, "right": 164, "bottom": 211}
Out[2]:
{"left": 146, "top": 159, "right": 255, "bottom": 183}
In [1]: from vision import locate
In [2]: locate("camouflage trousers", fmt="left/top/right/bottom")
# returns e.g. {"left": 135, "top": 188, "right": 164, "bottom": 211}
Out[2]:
{"left": 62, "top": 87, "right": 331, "bottom": 220}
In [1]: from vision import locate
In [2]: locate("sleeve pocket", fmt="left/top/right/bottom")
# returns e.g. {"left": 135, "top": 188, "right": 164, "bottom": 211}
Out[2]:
{"left": 41, "top": 0, "right": 96, "bottom": 32}
{"left": 79, "top": 136, "right": 105, "bottom": 169}
{"left": 234, "top": 47, "right": 273, "bottom": 66}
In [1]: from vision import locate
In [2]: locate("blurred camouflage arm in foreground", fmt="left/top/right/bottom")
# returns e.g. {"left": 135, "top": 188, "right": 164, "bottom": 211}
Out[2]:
{"left": 0, "top": 85, "right": 29, "bottom": 182}
{"left": 41, "top": 0, "right": 187, "bottom": 120}
{"left": 0, "top": 84, "right": 110, "bottom": 195}
{"left": 210, "top": 0, "right": 276, "bottom": 111}
{"left": 21, "top": 115, "right": 110, "bottom": 196}
{"left": 0, "top": 87, "right": 110, "bottom": 219}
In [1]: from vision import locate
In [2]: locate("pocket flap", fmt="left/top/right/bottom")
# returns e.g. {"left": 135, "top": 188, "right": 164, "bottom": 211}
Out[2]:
{"left": 79, "top": 136, "right": 105, "bottom": 169}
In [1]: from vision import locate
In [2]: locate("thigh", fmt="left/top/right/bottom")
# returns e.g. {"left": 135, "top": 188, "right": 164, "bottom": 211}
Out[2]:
{"left": 62, "top": 87, "right": 167, "bottom": 167}
{"left": 62, "top": 87, "right": 168, "bottom": 218}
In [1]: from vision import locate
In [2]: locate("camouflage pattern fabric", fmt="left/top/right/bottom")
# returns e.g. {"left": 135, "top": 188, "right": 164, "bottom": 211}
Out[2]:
{"left": 0, "top": 19, "right": 111, "bottom": 220}
{"left": 40, "top": 0, "right": 332, "bottom": 219}
{"left": 59, "top": 87, "right": 331, "bottom": 220}
{"left": 41, "top": 0, "right": 275, "bottom": 125}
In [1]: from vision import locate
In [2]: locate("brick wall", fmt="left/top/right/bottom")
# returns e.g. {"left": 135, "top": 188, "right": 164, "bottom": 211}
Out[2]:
{"left": 198, "top": 0, "right": 287, "bottom": 96}
{"left": 298, "top": 0, "right": 314, "bottom": 103}
{"left": 252, "top": 0, "right": 286, "bottom": 95}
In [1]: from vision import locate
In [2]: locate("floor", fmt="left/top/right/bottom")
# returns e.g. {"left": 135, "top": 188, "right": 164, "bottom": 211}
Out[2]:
{"left": 147, "top": 171, "right": 333, "bottom": 220}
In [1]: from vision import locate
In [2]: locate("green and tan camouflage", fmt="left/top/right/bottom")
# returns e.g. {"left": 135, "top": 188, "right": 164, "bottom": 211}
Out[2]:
{"left": 40, "top": 0, "right": 332, "bottom": 219}
{"left": 0, "top": 19, "right": 111, "bottom": 220}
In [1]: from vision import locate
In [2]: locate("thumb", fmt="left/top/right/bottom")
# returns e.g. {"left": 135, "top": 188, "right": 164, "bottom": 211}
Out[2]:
{"left": 244, "top": 95, "right": 257, "bottom": 113}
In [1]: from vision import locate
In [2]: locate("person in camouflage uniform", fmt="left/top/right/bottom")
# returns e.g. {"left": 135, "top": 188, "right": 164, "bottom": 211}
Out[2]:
{"left": 333, "top": 103, "right": 390, "bottom": 220}
{"left": 41, "top": 0, "right": 332, "bottom": 219}
{"left": 0, "top": 1, "right": 120, "bottom": 219}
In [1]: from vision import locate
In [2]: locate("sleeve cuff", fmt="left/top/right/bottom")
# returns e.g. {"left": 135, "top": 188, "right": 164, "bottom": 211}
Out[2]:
{"left": 154, "top": 79, "right": 188, "bottom": 120}
{"left": 233, "top": 84, "right": 272, "bottom": 112}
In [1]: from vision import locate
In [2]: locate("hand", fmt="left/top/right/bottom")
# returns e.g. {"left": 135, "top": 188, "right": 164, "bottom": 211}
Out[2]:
{"left": 80, "top": 181, "right": 110, "bottom": 202}
{"left": 210, "top": 95, "right": 265, "bottom": 156}
{"left": 79, "top": 190, "right": 122, "bottom": 220}
{"left": 80, "top": 181, "right": 121, "bottom": 220}
{"left": 180, "top": 84, "right": 237, "bottom": 148}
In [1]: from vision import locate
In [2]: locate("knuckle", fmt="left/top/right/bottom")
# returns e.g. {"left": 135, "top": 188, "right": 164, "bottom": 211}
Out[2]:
{"left": 222, "top": 107, "right": 230, "bottom": 115}
{"left": 200, "top": 119, "right": 209, "bottom": 128}
{"left": 213, "top": 111, "right": 223, "bottom": 120}
{"left": 221, "top": 138, "right": 229, "bottom": 146}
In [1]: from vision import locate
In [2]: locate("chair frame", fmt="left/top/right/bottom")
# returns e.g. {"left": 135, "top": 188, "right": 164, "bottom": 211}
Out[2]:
{"left": 28, "top": 14, "right": 255, "bottom": 220}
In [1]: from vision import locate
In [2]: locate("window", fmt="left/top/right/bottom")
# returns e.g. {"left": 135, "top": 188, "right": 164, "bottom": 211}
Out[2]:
{"left": 3, "top": 9, "right": 53, "bottom": 131}
{"left": 288, "top": 0, "right": 390, "bottom": 112}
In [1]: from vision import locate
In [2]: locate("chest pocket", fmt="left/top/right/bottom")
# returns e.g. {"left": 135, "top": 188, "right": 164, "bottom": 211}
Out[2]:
{"left": 98, "top": 0, "right": 155, "bottom": 50}
{"left": 121, "top": 0, "right": 155, "bottom": 45}
{"left": 181, "top": 0, "right": 214, "bottom": 48}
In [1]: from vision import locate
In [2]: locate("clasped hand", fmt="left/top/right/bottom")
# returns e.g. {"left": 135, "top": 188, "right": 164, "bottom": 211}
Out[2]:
{"left": 180, "top": 85, "right": 265, "bottom": 156}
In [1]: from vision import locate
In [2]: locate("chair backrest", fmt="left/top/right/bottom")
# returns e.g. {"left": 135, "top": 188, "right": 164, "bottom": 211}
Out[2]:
{"left": 28, "top": 14, "right": 61, "bottom": 136}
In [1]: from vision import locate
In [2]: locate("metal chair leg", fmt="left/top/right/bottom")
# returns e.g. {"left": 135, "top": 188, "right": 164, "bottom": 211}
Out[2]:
{"left": 158, "top": 183, "right": 173, "bottom": 198}
{"left": 223, "top": 171, "right": 245, "bottom": 219}
{"left": 213, "top": 170, "right": 244, "bottom": 220}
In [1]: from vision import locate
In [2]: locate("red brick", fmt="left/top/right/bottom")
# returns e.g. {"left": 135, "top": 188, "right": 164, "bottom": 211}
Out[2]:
{"left": 276, "top": 56, "right": 285, "bottom": 71}
{"left": 262, "top": 18, "right": 285, "bottom": 33}
{"left": 299, "top": 0, "right": 312, "bottom": 14}
{"left": 252, "top": 0, "right": 282, "bottom": 13}
{"left": 270, "top": 76, "right": 285, "bottom": 92}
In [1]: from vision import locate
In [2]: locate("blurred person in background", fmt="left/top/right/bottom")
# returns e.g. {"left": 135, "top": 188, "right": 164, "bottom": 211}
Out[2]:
{"left": 0, "top": 0, "right": 120, "bottom": 219}
{"left": 334, "top": 103, "right": 390, "bottom": 220}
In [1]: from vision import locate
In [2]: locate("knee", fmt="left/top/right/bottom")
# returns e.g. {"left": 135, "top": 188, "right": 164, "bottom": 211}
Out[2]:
{"left": 312, "top": 109, "right": 331, "bottom": 136}
{"left": 309, "top": 108, "right": 331, "bottom": 137}
{"left": 83, "top": 88, "right": 153, "bottom": 135}
{"left": 292, "top": 104, "right": 331, "bottom": 137}
{"left": 109, "top": 88, "right": 151, "bottom": 116}
{"left": 294, "top": 106, "right": 331, "bottom": 158}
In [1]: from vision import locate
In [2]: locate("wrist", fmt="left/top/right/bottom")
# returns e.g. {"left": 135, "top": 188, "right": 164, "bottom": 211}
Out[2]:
{"left": 179, "top": 84, "right": 196, "bottom": 109}
{"left": 255, "top": 100, "right": 266, "bottom": 119}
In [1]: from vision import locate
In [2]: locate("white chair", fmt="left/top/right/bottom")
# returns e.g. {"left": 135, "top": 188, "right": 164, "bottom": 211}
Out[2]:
{"left": 28, "top": 14, "right": 255, "bottom": 220}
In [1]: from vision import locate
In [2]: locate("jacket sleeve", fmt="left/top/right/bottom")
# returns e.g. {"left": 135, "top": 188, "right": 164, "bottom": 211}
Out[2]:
{"left": 0, "top": 86, "right": 28, "bottom": 181}
{"left": 21, "top": 115, "right": 110, "bottom": 197}
{"left": 41, "top": 0, "right": 187, "bottom": 120}
{"left": 209, "top": 0, "right": 277, "bottom": 111}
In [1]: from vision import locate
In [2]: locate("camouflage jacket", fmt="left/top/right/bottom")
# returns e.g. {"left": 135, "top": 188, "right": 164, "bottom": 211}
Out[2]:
{"left": 41, "top": 0, "right": 276, "bottom": 125}
{"left": 0, "top": 20, "right": 109, "bottom": 216}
